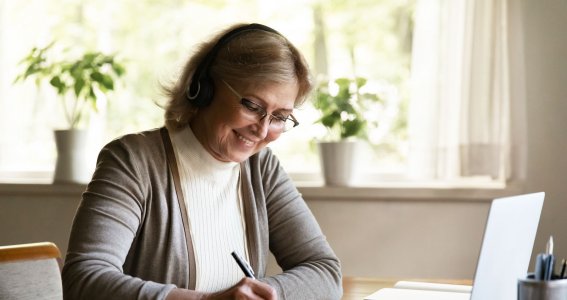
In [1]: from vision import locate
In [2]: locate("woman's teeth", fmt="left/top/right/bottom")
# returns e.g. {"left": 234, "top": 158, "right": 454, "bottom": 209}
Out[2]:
{"left": 237, "top": 133, "right": 253, "bottom": 146}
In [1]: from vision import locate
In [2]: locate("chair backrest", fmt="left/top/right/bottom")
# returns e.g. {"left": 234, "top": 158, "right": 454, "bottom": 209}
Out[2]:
{"left": 0, "top": 242, "right": 63, "bottom": 300}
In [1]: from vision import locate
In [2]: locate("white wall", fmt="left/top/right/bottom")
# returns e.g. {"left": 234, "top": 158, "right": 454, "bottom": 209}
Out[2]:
{"left": 523, "top": 0, "right": 567, "bottom": 263}
{"left": 306, "top": 197, "right": 490, "bottom": 278}
{"left": 0, "top": 185, "right": 83, "bottom": 257}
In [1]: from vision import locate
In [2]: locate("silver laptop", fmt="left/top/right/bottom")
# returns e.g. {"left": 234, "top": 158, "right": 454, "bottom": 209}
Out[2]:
{"left": 365, "top": 192, "right": 545, "bottom": 300}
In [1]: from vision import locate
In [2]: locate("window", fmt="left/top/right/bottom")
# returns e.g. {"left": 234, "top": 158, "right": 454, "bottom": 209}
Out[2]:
{"left": 0, "top": 0, "right": 523, "bottom": 186}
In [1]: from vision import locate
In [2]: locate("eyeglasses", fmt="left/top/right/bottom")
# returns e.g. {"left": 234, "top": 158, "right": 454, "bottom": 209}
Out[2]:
{"left": 222, "top": 80, "right": 299, "bottom": 132}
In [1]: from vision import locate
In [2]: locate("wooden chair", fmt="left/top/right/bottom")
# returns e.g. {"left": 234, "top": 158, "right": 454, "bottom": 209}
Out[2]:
{"left": 0, "top": 242, "right": 63, "bottom": 300}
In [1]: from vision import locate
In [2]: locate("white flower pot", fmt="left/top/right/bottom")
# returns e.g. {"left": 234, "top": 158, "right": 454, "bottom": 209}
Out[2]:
{"left": 53, "top": 129, "right": 91, "bottom": 184}
{"left": 318, "top": 141, "right": 361, "bottom": 186}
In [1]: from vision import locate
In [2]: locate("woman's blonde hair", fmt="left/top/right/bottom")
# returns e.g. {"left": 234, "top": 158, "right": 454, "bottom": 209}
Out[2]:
{"left": 163, "top": 23, "right": 313, "bottom": 131}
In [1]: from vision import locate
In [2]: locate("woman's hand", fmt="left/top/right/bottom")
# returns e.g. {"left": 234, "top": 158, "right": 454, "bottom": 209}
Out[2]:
{"left": 165, "top": 278, "right": 277, "bottom": 300}
{"left": 206, "top": 278, "right": 277, "bottom": 300}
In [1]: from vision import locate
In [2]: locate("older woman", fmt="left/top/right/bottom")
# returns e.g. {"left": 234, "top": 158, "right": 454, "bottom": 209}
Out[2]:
{"left": 62, "top": 23, "right": 342, "bottom": 300}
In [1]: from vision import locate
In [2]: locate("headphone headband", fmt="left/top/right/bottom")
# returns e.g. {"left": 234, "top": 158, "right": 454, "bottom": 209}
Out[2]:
{"left": 186, "top": 23, "right": 282, "bottom": 106}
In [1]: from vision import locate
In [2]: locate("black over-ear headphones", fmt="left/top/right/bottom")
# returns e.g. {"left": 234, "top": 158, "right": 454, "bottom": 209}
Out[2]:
{"left": 186, "top": 23, "right": 282, "bottom": 107}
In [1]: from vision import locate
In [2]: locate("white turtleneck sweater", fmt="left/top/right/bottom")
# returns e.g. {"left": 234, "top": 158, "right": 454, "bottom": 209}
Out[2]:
{"left": 169, "top": 126, "right": 248, "bottom": 292}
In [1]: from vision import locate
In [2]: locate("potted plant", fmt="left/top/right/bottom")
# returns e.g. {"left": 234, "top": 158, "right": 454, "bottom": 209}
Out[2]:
{"left": 14, "top": 42, "right": 126, "bottom": 183}
{"left": 313, "top": 77, "right": 382, "bottom": 186}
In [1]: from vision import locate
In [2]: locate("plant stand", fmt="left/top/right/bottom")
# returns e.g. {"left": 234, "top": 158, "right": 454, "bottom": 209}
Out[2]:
{"left": 318, "top": 141, "right": 361, "bottom": 186}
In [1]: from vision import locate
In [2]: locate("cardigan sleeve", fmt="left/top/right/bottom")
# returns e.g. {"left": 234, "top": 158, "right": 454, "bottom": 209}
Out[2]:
{"left": 253, "top": 149, "right": 343, "bottom": 300}
{"left": 62, "top": 136, "right": 176, "bottom": 300}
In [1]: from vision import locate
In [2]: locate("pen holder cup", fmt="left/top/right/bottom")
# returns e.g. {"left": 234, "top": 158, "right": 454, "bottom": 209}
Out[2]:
{"left": 518, "top": 276, "right": 567, "bottom": 300}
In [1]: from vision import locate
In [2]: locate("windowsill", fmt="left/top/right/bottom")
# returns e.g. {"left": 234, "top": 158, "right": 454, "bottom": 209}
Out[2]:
{"left": 296, "top": 182, "right": 523, "bottom": 201}
{"left": 0, "top": 179, "right": 524, "bottom": 201}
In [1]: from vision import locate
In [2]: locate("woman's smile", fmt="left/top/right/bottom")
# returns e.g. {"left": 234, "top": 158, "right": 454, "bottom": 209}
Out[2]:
{"left": 234, "top": 131, "right": 255, "bottom": 147}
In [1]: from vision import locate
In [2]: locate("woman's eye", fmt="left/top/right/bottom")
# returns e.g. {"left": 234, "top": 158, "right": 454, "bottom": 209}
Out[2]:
{"left": 273, "top": 115, "right": 288, "bottom": 122}
{"left": 242, "top": 99, "right": 263, "bottom": 112}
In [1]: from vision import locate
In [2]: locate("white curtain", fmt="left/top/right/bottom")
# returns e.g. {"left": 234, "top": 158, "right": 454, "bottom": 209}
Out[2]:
{"left": 408, "top": 0, "right": 526, "bottom": 182}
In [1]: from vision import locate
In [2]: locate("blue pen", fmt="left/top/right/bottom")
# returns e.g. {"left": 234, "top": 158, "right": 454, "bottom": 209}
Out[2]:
{"left": 534, "top": 236, "right": 554, "bottom": 280}
{"left": 542, "top": 236, "right": 555, "bottom": 280}
{"left": 534, "top": 253, "right": 547, "bottom": 280}
{"left": 231, "top": 251, "right": 256, "bottom": 279}
{"left": 544, "top": 255, "right": 555, "bottom": 280}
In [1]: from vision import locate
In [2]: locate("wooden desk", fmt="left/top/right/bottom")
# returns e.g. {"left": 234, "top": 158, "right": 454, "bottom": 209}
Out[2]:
{"left": 342, "top": 277, "right": 472, "bottom": 300}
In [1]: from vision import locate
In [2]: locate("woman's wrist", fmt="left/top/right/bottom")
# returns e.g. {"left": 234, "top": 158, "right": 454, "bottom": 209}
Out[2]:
{"left": 165, "top": 287, "right": 209, "bottom": 300}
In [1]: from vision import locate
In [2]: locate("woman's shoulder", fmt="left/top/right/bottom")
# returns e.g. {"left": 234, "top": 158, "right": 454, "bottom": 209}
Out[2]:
{"left": 102, "top": 127, "right": 166, "bottom": 158}
{"left": 106, "top": 127, "right": 162, "bottom": 145}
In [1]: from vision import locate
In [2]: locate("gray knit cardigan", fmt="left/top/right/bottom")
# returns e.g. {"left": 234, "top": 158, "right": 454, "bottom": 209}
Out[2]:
{"left": 62, "top": 128, "right": 342, "bottom": 300}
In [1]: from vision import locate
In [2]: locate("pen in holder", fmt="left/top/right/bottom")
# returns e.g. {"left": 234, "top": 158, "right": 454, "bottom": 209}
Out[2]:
{"left": 518, "top": 236, "right": 567, "bottom": 300}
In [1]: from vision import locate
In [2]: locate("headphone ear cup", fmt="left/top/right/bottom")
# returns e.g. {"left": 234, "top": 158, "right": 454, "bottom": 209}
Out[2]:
{"left": 193, "top": 77, "right": 215, "bottom": 107}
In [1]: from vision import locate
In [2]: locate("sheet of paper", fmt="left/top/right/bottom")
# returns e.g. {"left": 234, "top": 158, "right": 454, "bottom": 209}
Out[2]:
{"left": 364, "top": 288, "right": 471, "bottom": 300}
{"left": 393, "top": 281, "right": 472, "bottom": 293}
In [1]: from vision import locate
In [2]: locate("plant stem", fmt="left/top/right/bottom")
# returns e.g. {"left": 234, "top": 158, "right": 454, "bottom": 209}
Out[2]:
{"left": 60, "top": 95, "right": 73, "bottom": 128}
{"left": 70, "top": 96, "right": 80, "bottom": 127}
{"left": 70, "top": 96, "right": 88, "bottom": 128}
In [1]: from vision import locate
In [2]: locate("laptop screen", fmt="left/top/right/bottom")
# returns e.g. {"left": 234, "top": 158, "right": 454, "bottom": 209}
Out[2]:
{"left": 471, "top": 192, "right": 545, "bottom": 300}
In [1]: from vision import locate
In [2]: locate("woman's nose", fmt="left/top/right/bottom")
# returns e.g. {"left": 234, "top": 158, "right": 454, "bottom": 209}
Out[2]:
{"left": 252, "top": 116, "right": 270, "bottom": 138}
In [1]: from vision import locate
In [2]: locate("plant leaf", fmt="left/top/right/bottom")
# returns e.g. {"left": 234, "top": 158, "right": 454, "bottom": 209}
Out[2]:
{"left": 321, "top": 111, "right": 340, "bottom": 128}
{"left": 355, "top": 77, "right": 367, "bottom": 89}
{"left": 90, "top": 71, "right": 104, "bottom": 82}
{"left": 342, "top": 118, "right": 365, "bottom": 139}
{"left": 49, "top": 76, "right": 67, "bottom": 95}
{"left": 112, "top": 62, "right": 126, "bottom": 76}
{"left": 100, "top": 74, "right": 114, "bottom": 90}
{"left": 74, "top": 77, "right": 85, "bottom": 98}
